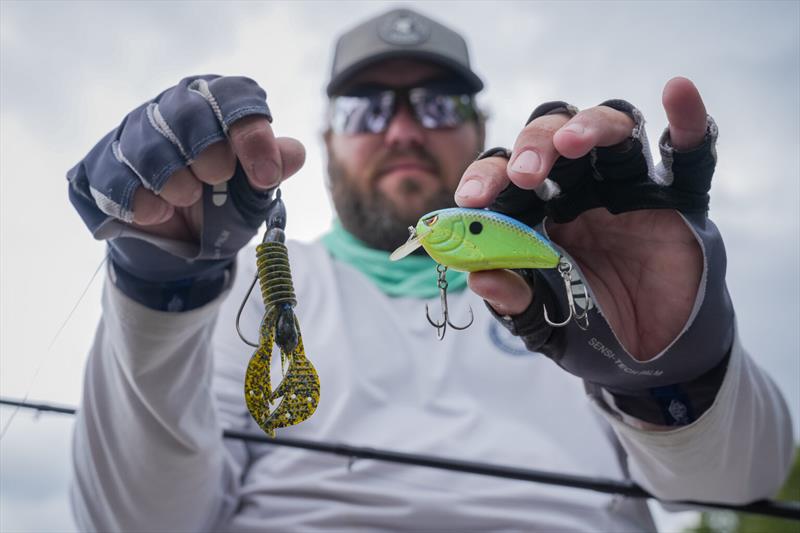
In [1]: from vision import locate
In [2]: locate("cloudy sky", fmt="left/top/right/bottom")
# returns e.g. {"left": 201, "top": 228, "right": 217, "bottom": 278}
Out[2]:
{"left": 1, "top": 1, "right": 798, "bottom": 531}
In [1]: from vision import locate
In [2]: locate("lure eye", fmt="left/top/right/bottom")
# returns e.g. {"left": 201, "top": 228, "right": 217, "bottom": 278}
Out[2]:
{"left": 469, "top": 221, "right": 483, "bottom": 235}
{"left": 423, "top": 215, "right": 439, "bottom": 227}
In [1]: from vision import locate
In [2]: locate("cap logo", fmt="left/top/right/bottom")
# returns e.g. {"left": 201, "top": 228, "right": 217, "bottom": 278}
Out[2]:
{"left": 378, "top": 12, "right": 431, "bottom": 46}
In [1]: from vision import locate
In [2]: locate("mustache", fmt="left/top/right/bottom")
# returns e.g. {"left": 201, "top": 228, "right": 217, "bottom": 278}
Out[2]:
{"left": 368, "top": 147, "right": 441, "bottom": 182}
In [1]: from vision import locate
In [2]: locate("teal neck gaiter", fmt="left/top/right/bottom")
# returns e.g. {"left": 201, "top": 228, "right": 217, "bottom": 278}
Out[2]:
{"left": 321, "top": 220, "right": 467, "bottom": 298}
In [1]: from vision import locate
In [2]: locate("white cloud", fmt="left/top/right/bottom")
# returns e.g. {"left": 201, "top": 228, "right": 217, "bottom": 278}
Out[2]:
{"left": 0, "top": 411, "right": 78, "bottom": 532}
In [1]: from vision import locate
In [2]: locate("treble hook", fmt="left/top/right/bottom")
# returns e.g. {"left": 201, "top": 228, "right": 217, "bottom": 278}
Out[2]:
{"left": 543, "top": 259, "right": 591, "bottom": 331}
{"left": 425, "top": 264, "right": 474, "bottom": 340}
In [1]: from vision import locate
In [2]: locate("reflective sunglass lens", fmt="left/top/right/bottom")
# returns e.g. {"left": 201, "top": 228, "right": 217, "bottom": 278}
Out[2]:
{"left": 331, "top": 93, "right": 395, "bottom": 134}
{"left": 410, "top": 90, "right": 475, "bottom": 129}
{"left": 331, "top": 87, "right": 475, "bottom": 134}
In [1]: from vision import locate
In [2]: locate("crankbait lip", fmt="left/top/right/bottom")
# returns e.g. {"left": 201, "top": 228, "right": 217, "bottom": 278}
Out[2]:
{"left": 389, "top": 225, "right": 432, "bottom": 261}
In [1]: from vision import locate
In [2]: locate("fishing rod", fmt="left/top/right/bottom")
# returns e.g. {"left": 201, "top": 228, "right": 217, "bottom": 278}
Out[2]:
{"left": 2, "top": 396, "right": 798, "bottom": 521}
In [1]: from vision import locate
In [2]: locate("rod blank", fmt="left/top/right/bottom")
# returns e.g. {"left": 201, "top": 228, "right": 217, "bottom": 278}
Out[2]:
{"left": 2, "top": 396, "right": 798, "bottom": 521}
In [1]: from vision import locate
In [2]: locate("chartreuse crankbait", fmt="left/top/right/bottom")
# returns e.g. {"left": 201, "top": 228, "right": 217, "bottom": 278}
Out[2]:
{"left": 236, "top": 190, "right": 320, "bottom": 437}
{"left": 390, "top": 207, "right": 590, "bottom": 339}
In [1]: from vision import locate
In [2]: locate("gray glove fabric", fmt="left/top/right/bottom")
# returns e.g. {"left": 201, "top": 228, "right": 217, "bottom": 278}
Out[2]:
{"left": 67, "top": 75, "right": 276, "bottom": 310}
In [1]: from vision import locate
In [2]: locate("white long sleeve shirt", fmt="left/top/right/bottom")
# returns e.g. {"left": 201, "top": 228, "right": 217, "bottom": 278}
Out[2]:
{"left": 71, "top": 240, "right": 794, "bottom": 532}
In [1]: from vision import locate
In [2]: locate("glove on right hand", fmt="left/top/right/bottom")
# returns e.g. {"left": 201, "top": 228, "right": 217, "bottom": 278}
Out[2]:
{"left": 67, "top": 75, "right": 276, "bottom": 285}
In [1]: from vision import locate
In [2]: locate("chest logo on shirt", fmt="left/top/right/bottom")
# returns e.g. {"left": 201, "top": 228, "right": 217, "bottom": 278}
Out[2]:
{"left": 489, "top": 320, "right": 534, "bottom": 357}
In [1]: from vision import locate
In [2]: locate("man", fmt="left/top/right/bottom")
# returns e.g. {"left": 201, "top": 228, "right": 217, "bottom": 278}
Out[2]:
{"left": 67, "top": 7, "right": 793, "bottom": 531}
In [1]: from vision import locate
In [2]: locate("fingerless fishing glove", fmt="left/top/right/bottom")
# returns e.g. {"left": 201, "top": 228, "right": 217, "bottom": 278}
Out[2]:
{"left": 485, "top": 100, "right": 733, "bottom": 426}
{"left": 67, "top": 75, "right": 276, "bottom": 310}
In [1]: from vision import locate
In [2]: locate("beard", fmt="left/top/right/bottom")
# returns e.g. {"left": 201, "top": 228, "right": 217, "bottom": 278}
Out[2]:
{"left": 327, "top": 147, "right": 460, "bottom": 252}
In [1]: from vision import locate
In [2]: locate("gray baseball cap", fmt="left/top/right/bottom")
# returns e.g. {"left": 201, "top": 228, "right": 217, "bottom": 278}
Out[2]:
{"left": 327, "top": 8, "right": 484, "bottom": 96}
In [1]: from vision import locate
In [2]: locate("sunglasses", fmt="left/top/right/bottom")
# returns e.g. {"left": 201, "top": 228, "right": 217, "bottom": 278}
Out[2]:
{"left": 329, "top": 81, "right": 478, "bottom": 135}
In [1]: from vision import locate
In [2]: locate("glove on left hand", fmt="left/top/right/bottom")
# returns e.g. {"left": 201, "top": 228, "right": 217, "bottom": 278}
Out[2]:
{"left": 486, "top": 100, "right": 734, "bottom": 426}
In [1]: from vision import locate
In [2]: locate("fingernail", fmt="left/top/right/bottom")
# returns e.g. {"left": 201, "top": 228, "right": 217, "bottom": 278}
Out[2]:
{"left": 510, "top": 150, "right": 541, "bottom": 175}
{"left": 157, "top": 202, "right": 174, "bottom": 222}
{"left": 562, "top": 123, "right": 585, "bottom": 135}
{"left": 252, "top": 158, "right": 279, "bottom": 188}
{"left": 189, "top": 185, "right": 203, "bottom": 204}
{"left": 455, "top": 179, "right": 484, "bottom": 199}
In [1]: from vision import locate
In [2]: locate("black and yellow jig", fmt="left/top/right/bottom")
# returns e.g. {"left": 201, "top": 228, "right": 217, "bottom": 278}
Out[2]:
{"left": 236, "top": 190, "right": 320, "bottom": 437}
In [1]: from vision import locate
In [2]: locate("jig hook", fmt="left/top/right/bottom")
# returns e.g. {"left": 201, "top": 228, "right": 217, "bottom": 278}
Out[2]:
{"left": 543, "top": 259, "right": 591, "bottom": 331}
{"left": 236, "top": 189, "right": 286, "bottom": 348}
{"left": 425, "top": 264, "right": 474, "bottom": 340}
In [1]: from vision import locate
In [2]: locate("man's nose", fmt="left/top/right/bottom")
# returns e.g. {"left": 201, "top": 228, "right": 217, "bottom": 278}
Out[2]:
{"left": 383, "top": 101, "right": 425, "bottom": 147}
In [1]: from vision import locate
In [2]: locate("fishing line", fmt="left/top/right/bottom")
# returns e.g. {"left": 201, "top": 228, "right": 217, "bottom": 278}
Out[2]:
{"left": 1, "top": 396, "right": 798, "bottom": 522}
{"left": 0, "top": 254, "right": 108, "bottom": 441}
